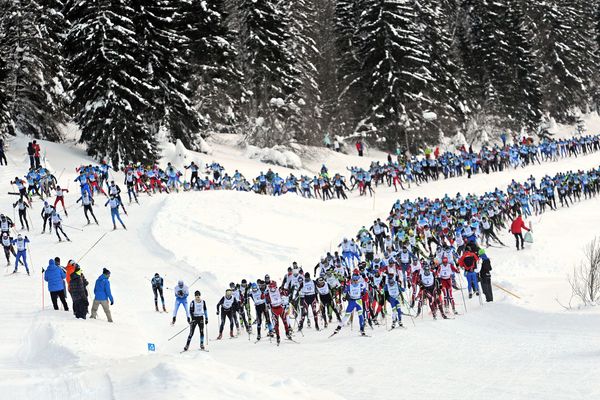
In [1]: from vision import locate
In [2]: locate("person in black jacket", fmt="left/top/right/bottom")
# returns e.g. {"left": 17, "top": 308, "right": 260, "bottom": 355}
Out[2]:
{"left": 184, "top": 291, "right": 208, "bottom": 352}
{"left": 478, "top": 249, "right": 493, "bottom": 302}
{"left": 69, "top": 265, "right": 89, "bottom": 319}
{"left": 27, "top": 142, "right": 35, "bottom": 169}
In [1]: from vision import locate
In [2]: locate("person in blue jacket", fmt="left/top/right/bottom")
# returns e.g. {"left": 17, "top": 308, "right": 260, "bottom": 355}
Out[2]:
{"left": 44, "top": 258, "right": 68, "bottom": 311}
{"left": 12, "top": 234, "right": 29, "bottom": 275}
{"left": 331, "top": 274, "right": 367, "bottom": 337}
{"left": 91, "top": 268, "right": 114, "bottom": 322}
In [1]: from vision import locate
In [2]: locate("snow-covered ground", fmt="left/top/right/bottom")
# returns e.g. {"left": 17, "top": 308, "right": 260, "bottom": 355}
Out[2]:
{"left": 0, "top": 134, "right": 599, "bottom": 400}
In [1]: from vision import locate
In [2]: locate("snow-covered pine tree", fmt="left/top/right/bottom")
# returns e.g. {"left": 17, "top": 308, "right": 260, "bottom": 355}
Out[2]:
{"left": 130, "top": 0, "right": 204, "bottom": 150}
{"left": 180, "top": 0, "right": 242, "bottom": 136}
{"left": 535, "top": 0, "right": 597, "bottom": 122}
{"left": 414, "top": 0, "right": 466, "bottom": 136}
{"left": 333, "top": 0, "right": 367, "bottom": 137}
{"left": 0, "top": 0, "right": 68, "bottom": 140}
{"left": 280, "top": 0, "right": 322, "bottom": 145}
{"left": 65, "top": 0, "right": 158, "bottom": 168}
{"left": 458, "top": 0, "right": 541, "bottom": 131}
{"left": 310, "top": 0, "right": 339, "bottom": 142}
{"left": 237, "top": 0, "right": 301, "bottom": 146}
{"left": 356, "top": 0, "right": 432, "bottom": 151}
{"left": 0, "top": 46, "right": 13, "bottom": 136}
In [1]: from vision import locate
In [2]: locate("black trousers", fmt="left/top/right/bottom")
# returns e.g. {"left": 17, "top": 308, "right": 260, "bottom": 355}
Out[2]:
{"left": 186, "top": 316, "right": 205, "bottom": 347}
{"left": 480, "top": 276, "right": 493, "bottom": 302}
{"left": 73, "top": 298, "right": 88, "bottom": 319}
{"left": 50, "top": 290, "right": 69, "bottom": 310}
{"left": 513, "top": 233, "right": 524, "bottom": 249}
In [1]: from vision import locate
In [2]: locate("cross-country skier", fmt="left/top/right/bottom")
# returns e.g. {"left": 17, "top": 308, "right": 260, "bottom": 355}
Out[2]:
{"left": 53, "top": 186, "right": 69, "bottom": 216}
{"left": 298, "top": 272, "right": 320, "bottom": 331}
{"left": 0, "top": 214, "right": 14, "bottom": 236}
{"left": 105, "top": 194, "right": 127, "bottom": 230}
{"left": 1, "top": 232, "right": 21, "bottom": 266}
{"left": 51, "top": 210, "right": 70, "bottom": 242}
{"left": 184, "top": 290, "right": 208, "bottom": 351}
{"left": 76, "top": 191, "right": 99, "bottom": 224}
{"left": 265, "top": 280, "right": 292, "bottom": 344}
{"left": 12, "top": 234, "right": 29, "bottom": 275}
{"left": 12, "top": 199, "right": 30, "bottom": 231}
{"left": 458, "top": 249, "right": 480, "bottom": 298}
{"left": 384, "top": 273, "right": 404, "bottom": 328}
{"left": 41, "top": 202, "right": 55, "bottom": 234}
{"left": 216, "top": 289, "right": 238, "bottom": 339}
{"left": 248, "top": 282, "right": 273, "bottom": 341}
{"left": 416, "top": 265, "right": 448, "bottom": 320}
{"left": 436, "top": 257, "right": 459, "bottom": 314}
{"left": 331, "top": 273, "right": 368, "bottom": 336}
{"left": 172, "top": 280, "right": 190, "bottom": 325}
{"left": 151, "top": 273, "right": 166, "bottom": 312}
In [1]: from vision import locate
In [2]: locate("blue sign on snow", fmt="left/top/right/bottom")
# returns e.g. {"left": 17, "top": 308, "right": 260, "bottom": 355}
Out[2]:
{"left": 147, "top": 343, "right": 156, "bottom": 352}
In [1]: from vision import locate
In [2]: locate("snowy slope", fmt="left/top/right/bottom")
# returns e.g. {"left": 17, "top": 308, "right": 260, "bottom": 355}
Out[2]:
{"left": 0, "top": 135, "right": 599, "bottom": 400}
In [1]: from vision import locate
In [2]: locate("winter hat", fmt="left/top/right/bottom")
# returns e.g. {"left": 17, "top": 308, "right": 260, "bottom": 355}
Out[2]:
{"left": 103, "top": 268, "right": 111, "bottom": 276}
{"left": 478, "top": 248, "right": 486, "bottom": 256}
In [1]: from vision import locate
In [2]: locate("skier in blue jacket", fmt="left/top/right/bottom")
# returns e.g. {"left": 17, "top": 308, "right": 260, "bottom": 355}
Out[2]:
{"left": 44, "top": 258, "right": 68, "bottom": 311}
{"left": 91, "top": 268, "right": 113, "bottom": 322}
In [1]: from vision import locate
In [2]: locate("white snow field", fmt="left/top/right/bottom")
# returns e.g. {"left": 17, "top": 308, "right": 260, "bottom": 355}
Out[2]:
{"left": 0, "top": 134, "right": 599, "bottom": 400}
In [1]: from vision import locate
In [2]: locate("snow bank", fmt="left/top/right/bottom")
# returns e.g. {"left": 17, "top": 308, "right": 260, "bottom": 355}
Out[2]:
{"left": 244, "top": 145, "right": 303, "bottom": 170}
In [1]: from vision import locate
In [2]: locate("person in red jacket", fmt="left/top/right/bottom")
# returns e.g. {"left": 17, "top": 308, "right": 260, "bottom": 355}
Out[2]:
{"left": 32, "top": 140, "right": 41, "bottom": 169}
{"left": 510, "top": 213, "right": 530, "bottom": 250}
{"left": 458, "top": 250, "right": 480, "bottom": 298}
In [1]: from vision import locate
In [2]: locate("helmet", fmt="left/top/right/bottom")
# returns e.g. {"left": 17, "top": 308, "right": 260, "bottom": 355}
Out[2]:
{"left": 241, "top": 279, "right": 247, "bottom": 285}
{"left": 353, "top": 268, "right": 360, "bottom": 275}
{"left": 442, "top": 257, "right": 449, "bottom": 263}
{"left": 250, "top": 283, "right": 258, "bottom": 290}
{"left": 268, "top": 281, "right": 277, "bottom": 289}
{"left": 178, "top": 280, "right": 184, "bottom": 287}
{"left": 304, "top": 272, "right": 310, "bottom": 279}
{"left": 351, "top": 274, "right": 360, "bottom": 282}
{"left": 229, "top": 282, "right": 235, "bottom": 288}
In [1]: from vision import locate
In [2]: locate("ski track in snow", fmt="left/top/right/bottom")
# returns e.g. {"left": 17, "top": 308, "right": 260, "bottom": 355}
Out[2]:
{"left": 0, "top": 135, "right": 599, "bottom": 399}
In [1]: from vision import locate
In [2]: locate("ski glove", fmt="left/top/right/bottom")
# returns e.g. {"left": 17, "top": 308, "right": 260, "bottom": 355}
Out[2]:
{"left": 110, "top": 301, "right": 114, "bottom": 305}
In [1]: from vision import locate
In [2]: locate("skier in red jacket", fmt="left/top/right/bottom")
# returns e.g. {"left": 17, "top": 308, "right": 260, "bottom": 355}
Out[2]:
{"left": 510, "top": 213, "right": 530, "bottom": 250}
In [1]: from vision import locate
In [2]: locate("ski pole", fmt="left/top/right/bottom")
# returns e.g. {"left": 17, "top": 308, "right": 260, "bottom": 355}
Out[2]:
{"left": 168, "top": 325, "right": 189, "bottom": 341}
{"left": 62, "top": 224, "right": 84, "bottom": 231}
{"left": 492, "top": 283, "right": 521, "bottom": 299}
{"left": 458, "top": 271, "right": 468, "bottom": 313}
{"left": 76, "top": 232, "right": 108, "bottom": 263}
{"left": 188, "top": 275, "right": 201, "bottom": 288}
{"left": 41, "top": 268, "right": 44, "bottom": 310}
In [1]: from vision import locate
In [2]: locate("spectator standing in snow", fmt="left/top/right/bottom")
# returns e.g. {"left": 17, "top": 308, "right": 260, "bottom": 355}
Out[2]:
{"left": 91, "top": 268, "right": 114, "bottom": 322}
{"left": 334, "top": 139, "right": 340, "bottom": 152}
{"left": 44, "top": 258, "right": 69, "bottom": 311}
{"left": 69, "top": 264, "right": 89, "bottom": 319}
{"left": 510, "top": 213, "right": 530, "bottom": 251}
{"left": 356, "top": 140, "right": 363, "bottom": 157}
{"left": 27, "top": 142, "right": 35, "bottom": 169}
{"left": 478, "top": 249, "right": 493, "bottom": 302}
{"left": 0, "top": 138, "right": 7, "bottom": 165}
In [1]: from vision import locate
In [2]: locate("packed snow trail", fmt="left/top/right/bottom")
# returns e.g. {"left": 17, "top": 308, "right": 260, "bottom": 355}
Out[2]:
{"left": 0, "top": 135, "right": 599, "bottom": 400}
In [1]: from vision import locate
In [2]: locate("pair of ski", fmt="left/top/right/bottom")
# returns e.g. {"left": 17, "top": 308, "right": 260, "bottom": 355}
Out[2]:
{"left": 328, "top": 331, "right": 370, "bottom": 338}
{"left": 180, "top": 348, "right": 209, "bottom": 353}
{"left": 254, "top": 337, "right": 299, "bottom": 345}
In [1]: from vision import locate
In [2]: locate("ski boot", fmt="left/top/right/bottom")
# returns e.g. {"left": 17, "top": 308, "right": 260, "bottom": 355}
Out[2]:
{"left": 276, "top": 336, "right": 281, "bottom": 345}
{"left": 476, "top": 291, "right": 480, "bottom": 296}
{"left": 230, "top": 330, "right": 235, "bottom": 338}
{"left": 216, "top": 333, "right": 223, "bottom": 340}
{"left": 187, "top": 317, "right": 191, "bottom": 324}
{"left": 360, "top": 330, "right": 367, "bottom": 337}
{"left": 171, "top": 317, "right": 176, "bottom": 325}
{"left": 286, "top": 332, "right": 292, "bottom": 340}
{"left": 390, "top": 321, "right": 396, "bottom": 329}
{"left": 442, "top": 313, "right": 449, "bottom": 319}
{"left": 163, "top": 304, "right": 167, "bottom": 312}
{"left": 200, "top": 344, "right": 205, "bottom": 351}
{"left": 453, "top": 306, "right": 458, "bottom": 315}
{"left": 183, "top": 345, "right": 189, "bottom": 352}
{"left": 398, "top": 321, "right": 403, "bottom": 327}
{"left": 155, "top": 304, "right": 159, "bottom": 312}
{"left": 256, "top": 334, "right": 261, "bottom": 341}
{"left": 468, "top": 293, "right": 473, "bottom": 299}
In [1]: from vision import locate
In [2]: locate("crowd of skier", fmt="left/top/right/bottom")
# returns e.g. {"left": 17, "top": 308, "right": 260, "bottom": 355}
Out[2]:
{"left": 163, "top": 163, "right": 600, "bottom": 349}
{"left": 3, "top": 133, "right": 599, "bottom": 352}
